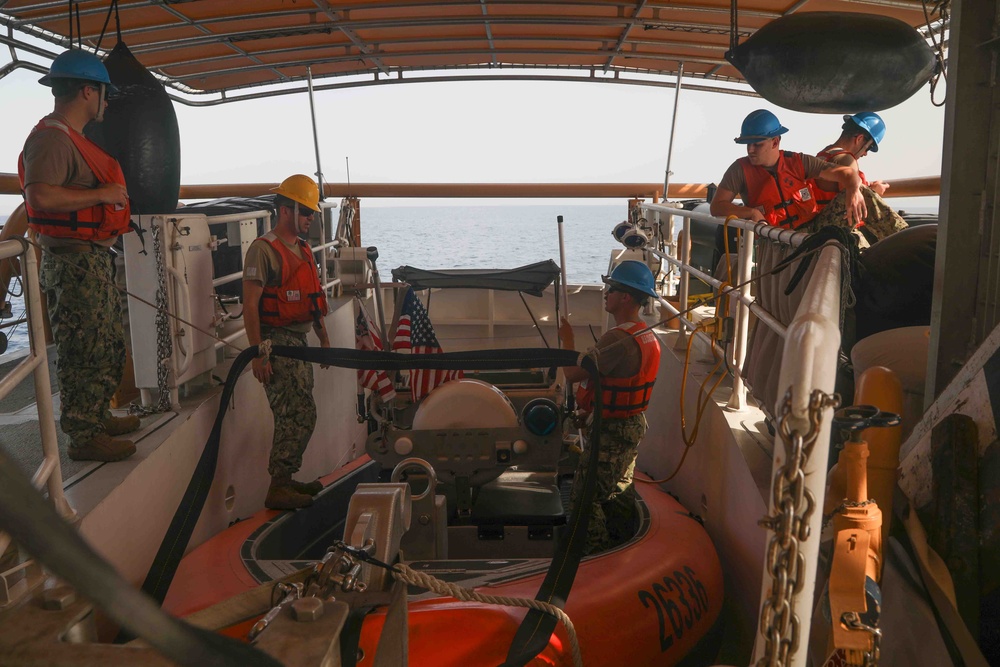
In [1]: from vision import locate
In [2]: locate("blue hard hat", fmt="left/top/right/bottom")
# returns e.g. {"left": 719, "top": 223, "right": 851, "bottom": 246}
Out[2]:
{"left": 734, "top": 109, "right": 788, "bottom": 144}
{"left": 843, "top": 112, "right": 886, "bottom": 152}
{"left": 39, "top": 49, "right": 117, "bottom": 94}
{"left": 603, "top": 260, "right": 658, "bottom": 299}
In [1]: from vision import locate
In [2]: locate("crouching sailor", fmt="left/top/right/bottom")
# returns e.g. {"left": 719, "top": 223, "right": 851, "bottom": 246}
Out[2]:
{"left": 18, "top": 49, "right": 138, "bottom": 462}
{"left": 559, "top": 260, "right": 661, "bottom": 554}
{"left": 242, "top": 175, "right": 331, "bottom": 510}
{"left": 711, "top": 109, "right": 870, "bottom": 244}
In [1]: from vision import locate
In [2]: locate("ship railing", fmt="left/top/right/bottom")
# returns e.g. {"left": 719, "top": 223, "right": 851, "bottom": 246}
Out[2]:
{"left": 641, "top": 201, "right": 843, "bottom": 667}
{"left": 641, "top": 201, "right": 810, "bottom": 411}
{"left": 0, "top": 238, "right": 74, "bottom": 606}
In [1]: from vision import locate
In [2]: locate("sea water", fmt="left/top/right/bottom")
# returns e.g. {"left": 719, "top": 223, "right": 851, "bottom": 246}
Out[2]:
{"left": 0, "top": 204, "right": 630, "bottom": 355}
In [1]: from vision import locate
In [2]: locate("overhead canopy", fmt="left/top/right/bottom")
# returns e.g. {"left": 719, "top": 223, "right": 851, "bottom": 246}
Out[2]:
{"left": 0, "top": 1, "right": 942, "bottom": 103}
{"left": 392, "top": 260, "right": 561, "bottom": 297}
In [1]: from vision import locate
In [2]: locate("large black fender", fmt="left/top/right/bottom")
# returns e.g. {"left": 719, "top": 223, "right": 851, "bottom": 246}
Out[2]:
{"left": 726, "top": 12, "right": 937, "bottom": 113}
{"left": 86, "top": 42, "right": 181, "bottom": 214}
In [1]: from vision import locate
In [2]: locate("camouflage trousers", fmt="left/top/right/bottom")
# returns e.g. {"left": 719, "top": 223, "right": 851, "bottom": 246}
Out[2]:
{"left": 569, "top": 412, "right": 647, "bottom": 555}
{"left": 801, "top": 186, "right": 908, "bottom": 248}
{"left": 262, "top": 326, "right": 316, "bottom": 478}
{"left": 40, "top": 249, "right": 125, "bottom": 446}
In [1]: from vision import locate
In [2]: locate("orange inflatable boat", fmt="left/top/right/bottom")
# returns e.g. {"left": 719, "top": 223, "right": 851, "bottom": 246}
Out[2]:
{"left": 162, "top": 378, "right": 721, "bottom": 665}
{"left": 165, "top": 460, "right": 722, "bottom": 666}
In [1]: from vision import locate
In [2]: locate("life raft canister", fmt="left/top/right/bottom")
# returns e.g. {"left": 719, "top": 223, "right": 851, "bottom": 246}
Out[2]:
{"left": 725, "top": 12, "right": 936, "bottom": 113}
{"left": 17, "top": 117, "right": 132, "bottom": 241}
{"left": 258, "top": 235, "right": 328, "bottom": 327}
{"left": 577, "top": 321, "right": 661, "bottom": 419}
{"left": 811, "top": 146, "right": 871, "bottom": 207}
{"left": 740, "top": 151, "right": 818, "bottom": 229}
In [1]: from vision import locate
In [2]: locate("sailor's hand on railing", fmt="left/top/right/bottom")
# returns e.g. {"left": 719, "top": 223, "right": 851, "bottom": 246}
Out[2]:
{"left": 870, "top": 180, "right": 889, "bottom": 197}
{"left": 251, "top": 356, "right": 272, "bottom": 384}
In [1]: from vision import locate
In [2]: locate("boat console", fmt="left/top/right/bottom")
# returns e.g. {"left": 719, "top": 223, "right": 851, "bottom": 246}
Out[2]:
{"left": 365, "top": 376, "right": 571, "bottom": 560}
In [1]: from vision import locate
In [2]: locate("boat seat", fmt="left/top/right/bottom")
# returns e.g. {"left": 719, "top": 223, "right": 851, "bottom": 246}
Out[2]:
{"left": 448, "top": 471, "right": 566, "bottom": 526}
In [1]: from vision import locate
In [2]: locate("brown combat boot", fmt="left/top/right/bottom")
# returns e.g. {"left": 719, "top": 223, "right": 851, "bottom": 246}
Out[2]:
{"left": 288, "top": 479, "right": 323, "bottom": 496}
{"left": 265, "top": 477, "right": 313, "bottom": 510}
{"left": 68, "top": 433, "right": 136, "bottom": 462}
{"left": 103, "top": 414, "right": 141, "bottom": 437}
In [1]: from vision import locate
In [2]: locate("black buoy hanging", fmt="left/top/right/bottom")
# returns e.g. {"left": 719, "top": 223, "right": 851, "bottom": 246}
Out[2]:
{"left": 726, "top": 12, "right": 937, "bottom": 113}
{"left": 85, "top": 42, "right": 181, "bottom": 214}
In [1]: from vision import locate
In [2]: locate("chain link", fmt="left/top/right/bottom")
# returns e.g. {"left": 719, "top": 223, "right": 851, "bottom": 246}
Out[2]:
{"left": 841, "top": 611, "right": 882, "bottom": 666}
{"left": 129, "top": 219, "right": 173, "bottom": 416}
{"left": 757, "top": 388, "right": 840, "bottom": 667}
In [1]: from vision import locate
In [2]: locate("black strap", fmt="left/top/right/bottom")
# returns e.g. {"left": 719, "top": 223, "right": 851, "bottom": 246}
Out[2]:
{"left": 0, "top": 439, "right": 280, "bottom": 666}
{"left": 259, "top": 292, "right": 279, "bottom": 317}
{"left": 28, "top": 214, "right": 101, "bottom": 230}
{"left": 501, "top": 363, "right": 602, "bottom": 667}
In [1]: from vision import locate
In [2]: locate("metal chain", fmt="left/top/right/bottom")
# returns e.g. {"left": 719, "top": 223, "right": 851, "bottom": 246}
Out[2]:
{"left": 129, "top": 219, "right": 173, "bottom": 415}
{"left": 757, "top": 388, "right": 841, "bottom": 667}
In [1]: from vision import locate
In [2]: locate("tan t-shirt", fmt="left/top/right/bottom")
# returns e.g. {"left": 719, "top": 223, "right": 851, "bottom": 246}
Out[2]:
{"left": 717, "top": 153, "right": 833, "bottom": 205}
{"left": 242, "top": 232, "right": 312, "bottom": 333}
{"left": 592, "top": 327, "right": 642, "bottom": 378}
{"left": 21, "top": 117, "right": 114, "bottom": 249}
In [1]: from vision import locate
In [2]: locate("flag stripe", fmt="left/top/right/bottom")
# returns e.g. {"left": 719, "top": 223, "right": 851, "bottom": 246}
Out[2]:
{"left": 391, "top": 288, "right": 463, "bottom": 401}
{"left": 355, "top": 305, "right": 396, "bottom": 401}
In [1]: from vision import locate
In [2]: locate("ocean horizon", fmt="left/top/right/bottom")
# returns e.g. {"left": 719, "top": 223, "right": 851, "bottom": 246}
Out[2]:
{"left": 0, "top": 204, "right": 632, "bottom": 355}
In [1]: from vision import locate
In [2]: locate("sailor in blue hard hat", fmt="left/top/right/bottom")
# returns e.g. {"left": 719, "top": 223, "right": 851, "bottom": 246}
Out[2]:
{"left": 18, "top": 49, "right": 136, "bottom": 463}
{"left": 39, "top": 49, "right": 117, "bottom": 123}
{"left": 558, "top": 259, "right": 662, "bottom": 554}
{"left": 733, "top": 109, "right": 789, "bottom": 146}
{"left": 813, "top": 112, "right": 889, "bottom": 198}
{"left": 710, "top": 108, "right": 868, "bottom": 233}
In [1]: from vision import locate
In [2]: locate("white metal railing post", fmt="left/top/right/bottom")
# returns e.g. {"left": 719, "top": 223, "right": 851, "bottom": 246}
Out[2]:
{"left": 318, "top": 204, "right": 329, "bottom": 294}
{"left": 674, "top": 216, "right": 691, "bottom": 349}
{"left": 665, "top": 210, "right": 676, "bottom": 293}
{"left": 0, "top": 241, "right": 76, "bottom": 528}
{"left": 21, "top": 242, "right": 74, "bottom": 520}
{"left": 726, "top": 226, "right": 755, "bottom": 411}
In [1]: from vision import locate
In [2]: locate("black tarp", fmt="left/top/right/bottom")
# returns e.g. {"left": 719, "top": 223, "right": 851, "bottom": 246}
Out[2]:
{"left": 391, "top": 260, "right": 561, "bottom": 297}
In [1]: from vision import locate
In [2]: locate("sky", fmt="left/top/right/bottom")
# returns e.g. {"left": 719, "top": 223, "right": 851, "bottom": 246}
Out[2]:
{"left": 0, "top": 48, "right": 945, "bottom": 215}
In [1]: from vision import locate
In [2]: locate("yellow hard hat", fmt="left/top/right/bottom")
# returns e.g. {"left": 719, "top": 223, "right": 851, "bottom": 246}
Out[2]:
{"left": 271, "top": 174, "right": 320, "bottom": 213}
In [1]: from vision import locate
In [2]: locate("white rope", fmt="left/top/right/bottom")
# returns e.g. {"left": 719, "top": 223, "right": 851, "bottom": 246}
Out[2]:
{"left": 257, "top": 338, "right": 272, "bottom": 362}
{"left": 392, "top": 563, "right": 584, "bottom": 667}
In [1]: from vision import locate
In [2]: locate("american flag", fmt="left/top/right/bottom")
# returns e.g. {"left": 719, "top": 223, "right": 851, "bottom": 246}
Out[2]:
{"left": 355, "top": 305, "right": 396, "bottom": 401}
{"left": 392, "top": 287, "right": 463, "bottom": 401}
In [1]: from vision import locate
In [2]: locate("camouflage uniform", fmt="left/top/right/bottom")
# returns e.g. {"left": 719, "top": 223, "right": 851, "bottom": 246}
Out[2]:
{"left": 40, "top": 249, "right": 125, "bottom": 445}
{"left": 801, "top": 186, "right": 908, "bottom": 246}
{"left": 261, "top": 325, "right": 316, "bottom": 479}
{"left": 569, "top": 412, "right": 647, "bottom": 555}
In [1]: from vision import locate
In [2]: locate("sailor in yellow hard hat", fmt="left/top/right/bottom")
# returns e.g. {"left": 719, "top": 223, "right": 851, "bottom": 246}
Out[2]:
{"left": 242, "top": 175, "right": 330, "bottom": 510}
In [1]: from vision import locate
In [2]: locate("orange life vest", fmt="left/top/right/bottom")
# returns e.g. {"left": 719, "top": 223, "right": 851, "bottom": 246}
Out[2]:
{"left": 258, "top": 234, "right": 328, "bottom": 328}
{"left": 17, "top": 116, "right": 132, "bottom": 241}
{"left": 739, "top": 151, "right": 818, "bottom": 229}
{"left": 811, "top": 146, "right": 870, "bottom": 207}
{"left": 576, "top": 321, "right": 661, "bottom": 419}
